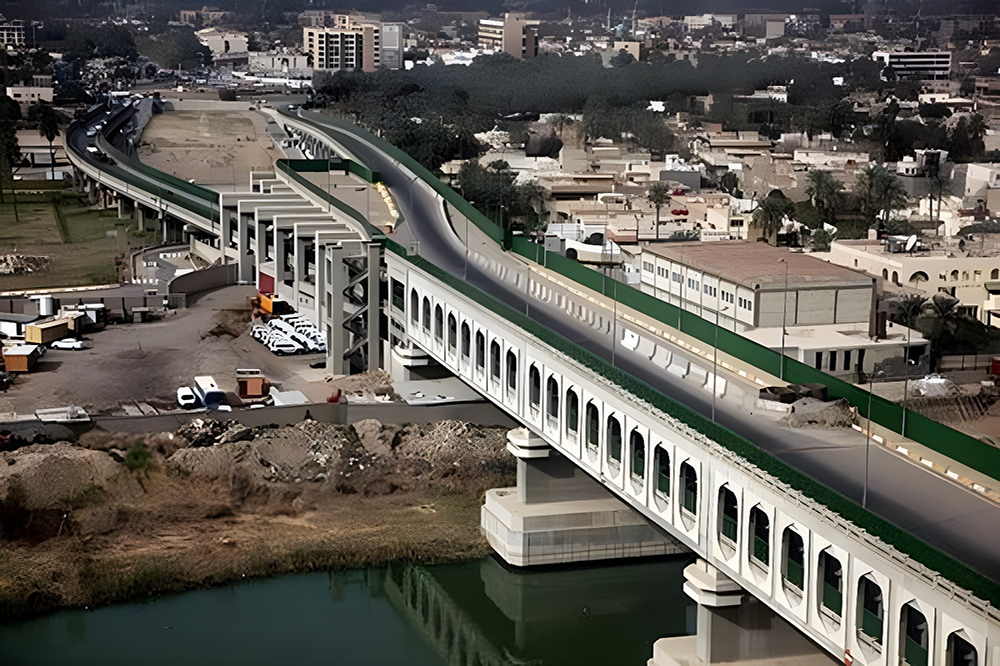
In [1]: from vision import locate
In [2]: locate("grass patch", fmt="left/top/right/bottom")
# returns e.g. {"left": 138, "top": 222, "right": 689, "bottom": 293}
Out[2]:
{"left": 0, "top": 190, "right": 132, "bottom": 290}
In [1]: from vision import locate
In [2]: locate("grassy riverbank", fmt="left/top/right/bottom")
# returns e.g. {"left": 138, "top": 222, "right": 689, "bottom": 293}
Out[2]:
{"left": 0, "top": 419, "right": 514, "bottom": 622}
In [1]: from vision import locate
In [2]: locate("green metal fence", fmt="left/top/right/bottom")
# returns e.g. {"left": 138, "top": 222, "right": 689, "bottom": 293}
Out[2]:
{"left": 275, "top": 160, "right": 383, "bottom": 240}
{"left": 822, "top": 582, "right": 843, "bottom": 616}
{"left": 861, "top": 608, "right": 884, "bottom": 644}
{"left": 904, "top": 636, "right": 929, "bottom": 666}
{"left": 785, "top": 558, "right": 805, "bottom": 590}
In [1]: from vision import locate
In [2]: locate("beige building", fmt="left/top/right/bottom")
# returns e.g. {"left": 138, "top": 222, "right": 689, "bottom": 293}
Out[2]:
{"left": 196, "top": 28, "right": 248, "bottom": 57}
{"left": 478, "top": 14, "right": 537, "bottom": 59}
{"left": 637, "top": 241, "right": 920, "bottom": 378}
{"left": 303, "top": 15, "right": 403, "bottom": 73}
{"left": 827, "top": 238, "right": 1000, "bottom": 325}
{"left": 0, "top": 15, "right": 24, "bottom": 46}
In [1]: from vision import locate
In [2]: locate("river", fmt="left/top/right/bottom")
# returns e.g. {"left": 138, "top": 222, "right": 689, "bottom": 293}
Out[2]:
{"left": 1, "top": 555, "right": 694, "bottom": 665}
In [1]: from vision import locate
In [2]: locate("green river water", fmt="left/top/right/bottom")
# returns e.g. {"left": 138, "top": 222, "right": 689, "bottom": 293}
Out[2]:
{"left": 1, "top": 555, "right": 694, "bottom": 665}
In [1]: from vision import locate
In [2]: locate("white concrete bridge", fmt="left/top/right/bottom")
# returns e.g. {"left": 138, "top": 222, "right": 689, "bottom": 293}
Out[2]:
{"left": 64, "top": 101, "right": 1000, "bottom": 666}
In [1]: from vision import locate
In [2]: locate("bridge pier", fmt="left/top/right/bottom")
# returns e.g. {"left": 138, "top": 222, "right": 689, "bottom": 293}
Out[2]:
{"left": 649, "top": 560, "right": 835, "bottom": 666}
{"left": 482, "top": 428, "right": 686, "bottom": 567}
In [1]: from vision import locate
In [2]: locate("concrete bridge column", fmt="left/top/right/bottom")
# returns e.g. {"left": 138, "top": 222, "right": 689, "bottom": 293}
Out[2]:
{"left": 117, "top": 197, "right": 134, "bottom": 220}
{"left": 86, "top": 179, "right": 97, "bottom": 204}
{"left": 236, "top": 211, "right": 255, "bottom": 282}
{"left": 481, "top": 429, "right": 687, "bottom": 567}
{"left": 328, "top": 244, "right": 347, "bottom": 374}
{"left": 366, "top": 242, "right": 382, "bottom": 372}
{"left": 293, "top": 235, "right": 308, "bottom": 312}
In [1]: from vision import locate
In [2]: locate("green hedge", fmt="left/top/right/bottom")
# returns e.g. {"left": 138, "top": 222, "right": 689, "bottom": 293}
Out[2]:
{"left": 386, "top": 239, "right": 1000, "bottom": 610}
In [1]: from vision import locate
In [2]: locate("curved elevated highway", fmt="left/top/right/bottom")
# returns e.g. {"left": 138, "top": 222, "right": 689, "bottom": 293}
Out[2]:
{"left": 66, "top": 102, "right": 1000, "bottom": 666}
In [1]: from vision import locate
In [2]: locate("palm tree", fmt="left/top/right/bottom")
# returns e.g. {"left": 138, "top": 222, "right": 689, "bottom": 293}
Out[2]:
{"left": 888, "top": 294, "right": 926, "bottom": 328}
{"left": 752, "top": 190, "right": 795, "bottom": 243}
{"left": 969, "top": 113, "right": 988, "bottom": 160}
{"left": 32, "top": 102, "right": 60, "bottom": 181}
{"left": 805, "top": 170, "right": 843, "bottom": 225}
{"left": 856, "top": 164, "right": 907, "bottom": 229}
{"left": 646, "top": 181, "right": 672, "bottom": 241}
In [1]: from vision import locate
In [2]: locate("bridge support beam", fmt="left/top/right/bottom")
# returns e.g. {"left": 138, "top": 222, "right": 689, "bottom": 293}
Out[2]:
{"left": 482, "top": 429, "right": 686, "bottom": 567}
{"left": 650, "top": 560, "right": 834, "bottom": 666}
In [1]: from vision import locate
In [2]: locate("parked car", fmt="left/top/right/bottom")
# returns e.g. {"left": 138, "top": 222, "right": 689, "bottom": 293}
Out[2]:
{"left": 267, "top": 335, "right": 302, "bottom": 356}
{"left": 177, "top": 386, "right": 199, "bottom": 409}
{"left": 49, "top": 338, "right": 85, "bottom": 351}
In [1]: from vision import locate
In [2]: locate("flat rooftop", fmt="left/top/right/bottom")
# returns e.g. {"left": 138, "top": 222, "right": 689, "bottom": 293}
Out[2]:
{"left": 643, "top": 241, "right": 874, "bottom": 290}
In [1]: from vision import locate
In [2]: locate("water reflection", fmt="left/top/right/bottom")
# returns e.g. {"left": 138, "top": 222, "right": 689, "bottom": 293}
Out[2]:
{"left": 0, "top": 555, "right": 693, "bottom": 666}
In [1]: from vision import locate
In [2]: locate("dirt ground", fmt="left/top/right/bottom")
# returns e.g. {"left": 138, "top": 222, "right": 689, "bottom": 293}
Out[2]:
{"left": 1, "top": 285, "right": 339, "bottom": 417}
{"left": 0, "top": 418, "right": 514, "bottom": 620}
{"left": 137, "top": 110, "right": 276, "bottom": 186}
{"left": 0, "top": 192, "right": 134, "bottom": 291}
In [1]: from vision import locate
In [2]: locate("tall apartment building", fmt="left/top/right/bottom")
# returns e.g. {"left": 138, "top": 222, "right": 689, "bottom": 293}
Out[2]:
{"left": 478, "top": 13, "right": 538, "bottom": 59}
{"left": 0, "top": 16, "right": 25, "bottom": 46}
{"left": 303, "top": 15, "right": 404, "bottom": 72}
{"left": 872, "top": 51, "right": 952, "bottom": 81}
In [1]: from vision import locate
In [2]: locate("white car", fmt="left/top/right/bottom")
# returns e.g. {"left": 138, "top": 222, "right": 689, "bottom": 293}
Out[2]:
{"left": 267, "top": 335, "right": 302, "bottom": 356}
{"left": 50, "top": 338, "right": 85, "bottom": 351}
{"left": 177, "top": 386, "right": 199, "bottom": 409}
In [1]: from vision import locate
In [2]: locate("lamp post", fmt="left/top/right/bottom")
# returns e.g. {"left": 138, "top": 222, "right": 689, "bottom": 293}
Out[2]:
{"left": 778, "top": 257, "right": 789, "bottom": 381}
{"left": 902, "top": 321, "right": 912, "bottom": 438}
{"left": 712, "top": 305, "right": 730, "bottom": 422}
{"left": 465, "top": 201, "right": 474, "bottom": 280}
{"left": 863, "top": 367, "right": 884, "bottom": 509}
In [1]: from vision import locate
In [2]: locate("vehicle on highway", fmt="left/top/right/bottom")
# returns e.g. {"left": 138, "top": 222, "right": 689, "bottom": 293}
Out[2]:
{"left": 49, "top": 339, "right": 85, "bottom": 351}
{"left": 177, "top": 386, "right": 199, "bottom": 409}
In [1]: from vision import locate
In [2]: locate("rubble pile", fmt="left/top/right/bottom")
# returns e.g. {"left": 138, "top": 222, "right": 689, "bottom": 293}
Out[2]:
{"left": 0, "top": 254, "right": 50, "bottom": 275}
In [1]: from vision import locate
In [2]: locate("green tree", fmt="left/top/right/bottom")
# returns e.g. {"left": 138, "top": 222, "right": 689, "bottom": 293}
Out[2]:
{"left": 805, "top": 170, "right": 844, "bottom": 225}
{"left": 719, "top": 171, "right": 743, "bottom": 198}
{"left": 610, "top": 49, "right": 636, "bottom": 68}
{"left": 752, "top": 190, "right": 795, "bottom": 243}
{"left": 0, "top": 95, "right": 21, "bottom": 214}
{"left": 810, "top": 228, "right": 834, "bottom": 252}
{"left": 889, "top": 294, "right": 927, "bottom": 328}
{"left": 856, "top": 164, "right": 907, "bottom": 229}
{"left": 646, "top": 181, "right": 673, "bottom": 240}
{"left": 28, "top": 102, "right": 59, "bottom": 180}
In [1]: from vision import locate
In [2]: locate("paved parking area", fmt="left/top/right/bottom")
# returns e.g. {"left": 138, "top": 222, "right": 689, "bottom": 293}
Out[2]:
{"left": 1, "top": 286, "right": 338, "bottom": 418}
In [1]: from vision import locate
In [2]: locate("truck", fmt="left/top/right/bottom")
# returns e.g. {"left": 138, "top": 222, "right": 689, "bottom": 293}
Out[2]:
{"left": 193, "top": 376, "right": 226, "bottom": 410}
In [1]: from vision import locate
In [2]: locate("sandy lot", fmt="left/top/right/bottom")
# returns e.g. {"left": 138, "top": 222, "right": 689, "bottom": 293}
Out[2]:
{"left": 137, "top": 110, "right": 276, "bottom": 186}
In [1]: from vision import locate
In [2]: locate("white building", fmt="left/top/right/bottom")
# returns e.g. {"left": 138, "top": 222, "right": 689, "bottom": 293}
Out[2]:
{"left": 0, "top": 16, "right": 25, "bottom": 46}
{"left": 196, "top": 28, "right": 249, "bottom": 57}
{"left": 872, "top": 51, "right": 952, "bottom": 81}
{"left": 248, "top": 52, "right": 313, "bottom": 78}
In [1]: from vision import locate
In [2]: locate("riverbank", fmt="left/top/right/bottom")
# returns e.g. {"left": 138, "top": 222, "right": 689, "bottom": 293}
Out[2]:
{"left": 0, "top": 418, "right": 515, "bottom": 621}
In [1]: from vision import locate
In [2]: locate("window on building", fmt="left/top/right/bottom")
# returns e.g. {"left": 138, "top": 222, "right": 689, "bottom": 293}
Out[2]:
{"left": 782, "top": 528, "right": 805, "bottom": 592}
{"left": 566, "top": 389, "right": 579, "bottom": 436}
{"left": 391, "top": 279, "right": 405, "bottom": 311}
{"left": 422, "top": 297, "right": 431, "bottom": 331}
{"left": 586, "top": 401, "right": 599, "bottom": 451}
{"left": 815, "top": 351, "right": 823, "bottom": 370}
{"left": 829, "top": 351, "right": 838, "bottom": 371}
{"left": 529, "top": 364, "right": 541, "bottom": 409}
{"left": 410, "top": 290, "right": 419, "bottom": 324}
{"left": 475, "top": 331, "right": 485, "bottom": 370}
{"left": 607, "top": 416, "right": 622, "bottom": 465}
{"left": 857, "top": 576, "right": 884, "bottom": 647}
{"left": 844, "top": 350, "right": 852, "bottom": 372}
{"left": 434, "top": 305, "right": 443, "bottom": 341}
{"left": 506, "top": 350, "right": 517, "bottom": 392}
{"left": 818, "top": 550, "right": 843, "bottom": 618}
{"left": 461, "top": 322, "right": 471, "bottom": 359}
{"left": 749, "top": 506, "right": 770, "bottom": 569}
{"left": 630, "top": 430, "right": 644, "bottom": 480}
{"left": 655, "top": 447, "right": 670, "bottom": 497}
{"left": 447, "top": 313, "right": 457, "bottom": 352}
{"left": 547, "top": 376, "right": 559, "bottom": 417}
{"left": 718, "top": 486, "right": 738, "bottom": 547}
{"left": 490, "top": 340, "right": 501, "bottom": 380}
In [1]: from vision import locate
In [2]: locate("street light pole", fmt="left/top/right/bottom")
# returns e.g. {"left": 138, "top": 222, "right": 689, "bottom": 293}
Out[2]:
{"left": 863, "top": 368, "right": 883, "bottom": 509}
{"left": 902, "top": 323, "right": 911, "bottom": 438}
{"left": 712, "top": 305, "right": 730, "bottom": 422}
{"left": 779, "top": 258, "right": 789, "bottom": 381}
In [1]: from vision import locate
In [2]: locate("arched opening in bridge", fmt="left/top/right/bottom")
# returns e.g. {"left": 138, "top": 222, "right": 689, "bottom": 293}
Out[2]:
{"left": 585, "top": 401, "right": 599, "bottom": 452}
{"left": 679, "top": 462, "right": 697, "bottom": 516}
{"left": 392, "top": 280, "right": 405, "bottom": 311}
{"left": 629, "top": 430, "right": 644, "bottom": 481}
{"left": 655, "top": 447, "right": 670, "bottom": 498}
{"left": 606, "top": 416, "right": 622, "bottom": 466}
{"left": 490, "top": 341, "right": 501, "bottom": 381}
{"left": 857, "top": 575, "right": 884, "bottom": 648}
{"left": 900, "top": 603, "right": 929, "bottom": 666}
{"left": 529, "top": 364, "right": 541, "bottom": 410}
{"left": 475, "top": 331, "right": 485, "bottom": 371}
{"left": 546, "top": 376, "right": 559, "bottom": 419}
{"left": 565, "top": 388, "right": 578, "bottom": 437}
{"left": 817, "top": 550, "right": 843, "bottom": 620}
{"left": 447, "top": 313, "right": 457, "bottom": 353}
{"left": 946, "top": 631, "right": 978, "bottom": 666}
{"left": 717, "top": 486, "right": 738, "bottom": 552}
{"left": 422, "top": 297, "right": 431, "bottom": 331}
{"left": 951, "top": 270, "right": 959, "bottom": 282}
{"left": 461, "top": 322, "right": 470, "bottom": 359}
{"left": 781, "top": 527, "right": 805, "bottom": 594}
{"left": 410, "top": 290, "right": 419, "bottom": 324}
{"left": 748, "top": 506, "right": 770, "bottom": 570}
{"left": 505, "top": 350, "right": 517, "bottom": 394}
{"left": 434, "top": 305, "right": 444, "bottom": 342}
{"left": 892, "top": 271, "right": 900, "bottom": 284}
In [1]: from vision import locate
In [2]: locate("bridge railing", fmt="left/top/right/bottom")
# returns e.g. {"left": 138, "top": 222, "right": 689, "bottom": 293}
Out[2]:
{"left": 387, "top": 236, "right": 1000, "bottom": 614}
{"left": 315, "top": 112, "right": 1000, "bottom": 485}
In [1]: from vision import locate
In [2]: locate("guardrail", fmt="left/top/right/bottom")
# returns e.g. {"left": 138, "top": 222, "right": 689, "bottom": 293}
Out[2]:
{"left": 309, "top": 113, "right": 1000, "bottom": 485}
{"left": 387, "top": 236, "right": 1000, "bottom": 613}
{"left": 274, "top": 159, "right": 383, "bottom": 241}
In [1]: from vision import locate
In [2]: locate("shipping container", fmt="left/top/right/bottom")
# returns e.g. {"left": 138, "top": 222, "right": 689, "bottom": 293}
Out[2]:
{"left": 25, "top": 319, "right": 70, "bottom": 345}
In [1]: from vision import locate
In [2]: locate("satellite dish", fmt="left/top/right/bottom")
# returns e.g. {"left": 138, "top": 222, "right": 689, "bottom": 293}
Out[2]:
{"left": 905, "top": 235, "right": 918, "bottom": 252}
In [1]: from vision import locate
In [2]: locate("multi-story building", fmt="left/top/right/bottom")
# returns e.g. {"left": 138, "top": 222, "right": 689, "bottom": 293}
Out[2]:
{"left": 872, "top": 51, "right": 952, "bottom": 81}
{"left": 0, "top": 15, "right": 25, "bottom": 46}
{"left": 304, "top": 15, "right": 404, "bottom": 72}
{"left": 248, "top": 53, "right": 313, "bottom": 78}
{"left": 636, "top": 241, "right": 919, "bottom": 378}
{"left": 478, "top": 13, "right": 537, "bottom": 59}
